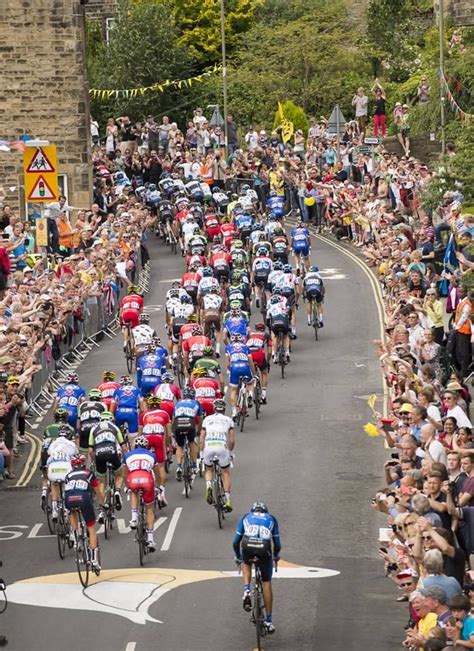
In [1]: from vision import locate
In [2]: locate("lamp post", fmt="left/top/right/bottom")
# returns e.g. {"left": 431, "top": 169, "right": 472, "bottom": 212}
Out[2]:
{"left": 439, "top": 0, "right": 446, "bottom": 155}
{"left": 220, "top": 0, "right": 228, "bottom": 157}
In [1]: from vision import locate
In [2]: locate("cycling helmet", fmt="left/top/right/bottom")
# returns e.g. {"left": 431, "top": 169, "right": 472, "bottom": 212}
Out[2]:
{"left": 202, "top": 345, "right": 214, "bottom": 356}
{"left": 231, "top": 270, "right": 243, "bottom": 282}
{"left": 233, "top": 240, "right": 243, "bottom": 249}
{"left": 257, "top": 247, "right": 267, "bottom": 256}
{"left": 270, "top": 295, "right": 280, "bottom": 304}
{"left": 310, "top": 265, "right": 320, "bottom": 273}
{"left": 230, "top": 333, "right": 244, "bottom": 342}
{"left": 148, "top": 183, "right": 157, "bottom": 192}
{"left": 54, "top": 408, "right": 69, "bottom": 422}
{"left": 146, "top": 395, "right": 161, "bottom": 407}
{"left": 258, "top": 234, "right": 266, "bottom": 242}
{"left": 100, "top": 411, "right": 115, "bottom": 421}
{"left": 192, "top": 366, "right": 208, "bottom": 377}
{"left": 172, "top": 280, "right": 181, "bottom": 289}
{"left": 297, "top": 220, "right": 305, "bottom": 228}
{"left": 231, "top": 193, "right": 239, "bottom": 200}
{"left": 120, "top": 375, "right": 133, "bottom": 385}
{"left": 273, "top": 260, "right": 284, "bottom": 271}
{"left": 169, "top": 288, "right": 180, "bottom": 298}
{"left": 58, "top": 425, "right": 74, "bottom": 440}
{"left": 134, "top": 435, "right": 149, "bottom": 449}
{"left": 209, "top": 286, "right": 219, "bottom": 294}
{"left": 71, "top": 454, "right": 87, "bottom": 469}
{"left": 180, "top": 294, "right": 193, "bottom": 304}
{"left": 127, "top": 285, "right": 139, "bottom": 294}
{"left": 187, "top": 314, "right": 198, "bottom": 323}
{"left": 152, "top": 336, "right": 161, "bottom": 346}
{"left": 88, "top": 388, "right": 102, "bottom": 400}
{"left": 191, "top": 325, "right": 203, "bottom": 336}
{"left": 202, "top": 267, "right": 213, "bottom": 277}
{"left": 251, "top": 501, "right": 268, "bottom": 513}
{"left": 252, "top": 223, "right": 263, "bottom": 232}
{"left": 254, "top": 322, "right": 266, "bottom": 331}
{"left": 283, "top": 264, "right": 292, "bottom": 273}
{"left": 213, "top": 398, "right": 226, "bottom": 413}
{"left": 161, "top": 371, "right": 174, "bottom": 383}
{"left": 273, "top": 224, "right": 283, "bottom": 233}
{"left": 182, "top": 386, "right": 196, "bottom": 399}
{"left": 234, "top": 253, "right": 245, "bottom": 266}
{"left": 241, "top": 184, "right": 250, "bottom": 193}
{"left": 139, "top": 313, "right": 150, "bottom": 324}
{"left": 193, "top": 226, "right": 200, "bottom": 234}
{"left": 102, "top": 370, "right": 116, "bottom": 381}
{"left": 212, "top": 186, "right": 220, "bottom": 194}
{"left": 229, "top": 300, "right": 241, "bottom": 310}
{"left": 273, "top": 287, "right": 283, "bottom": 296}
{"left": 269, "top": 190, "right": 277, "bottom": 197}
{"left": 268, "top": 212, "right": 277, "bottom": 221}
{"left": 212, "top": 235, "right": 221, "bottom": 243}
{"left": 67, "top": 372, "right": 78, "bottom": 384}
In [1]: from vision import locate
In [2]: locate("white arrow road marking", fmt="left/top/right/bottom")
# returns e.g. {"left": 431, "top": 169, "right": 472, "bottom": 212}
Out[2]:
{"left": 125, "top": 644, "right": 136, "bottom": 651}
{"left": 161, "top": 507, "right": 182, "bottom": 551}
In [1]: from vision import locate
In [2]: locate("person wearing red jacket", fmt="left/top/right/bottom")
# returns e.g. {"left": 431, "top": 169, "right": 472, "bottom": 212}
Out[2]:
{"left": 191, "top": 367, "right": 222, "bottom": 415}
{"left": 96, "top": 371, "right": 120, "bottom": 410}
{"left": 138, "top": 395, "right": 171, "bottom": 507}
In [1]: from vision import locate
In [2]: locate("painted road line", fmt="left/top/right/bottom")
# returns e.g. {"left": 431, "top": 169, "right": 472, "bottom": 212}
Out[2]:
{"left": 125, "top": 644, "right": 136, "bottom": 651}
{"left": 160, "top": 507, "right": 182, "bottom": 551}
{"left": 13, "top": 432, "right": 41, "bottom": 488}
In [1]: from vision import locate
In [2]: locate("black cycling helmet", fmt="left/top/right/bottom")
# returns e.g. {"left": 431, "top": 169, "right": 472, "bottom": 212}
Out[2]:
{"left": 251, "top": 501, "right": 268, "bottom": 513}
{"left": 54, "top": 408, "right": 69, "bottom": 423}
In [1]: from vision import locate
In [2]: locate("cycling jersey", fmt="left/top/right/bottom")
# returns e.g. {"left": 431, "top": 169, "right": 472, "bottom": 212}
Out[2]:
{"left": 157, "top": 199, "right": 174, "bottom": 219}
{"left": 304, "top": 271, "right": 324, "bottom": 292}
{"left": 88, "top": 421, "right": 124, "bottom": 451}
{"left": 120, "top": 294, "right": 144, "bottom": 328}
{"left": 267, "top": 196, "right": 285, "bottom": 217}
{"left": 172, "top": 303, "right": 195, "bottom": 320}
{"left": 192, "top": 377, "right": 221, "bottom": 415}
{"left": 252, "top": 256, "right": 273, "bottom": 277}
{"left": 223, "top": 315, "right": 249, "bottom": 338}
{"left": 113, "top": 384, "right": 141, "bottom": 434}
{"left": 204, "top": 214, "right": 220, "bottom": 239}
{"left": 181, "top": 271, "right": 200, "bottom": 298}
{"left": 184, "top": 334, "right": 212, "bottom": 364}
{"left": 210, "top": 250, "right": 231, "bottom": 270}
{"left": 227, "top": 284, "right": 247, "bottom": 309}
{"left": 233, "top": 511, "right": 281, "bottom": 581}
{"left": 267, "top": 269, "right": 285, "bottom": 290}
{"left": 202, "top": 412, "right": 234, "bottom": 468}
{"left": 159, "top": 178, "right": 176, "bottom": 196}
{"left": 202, "top": 293, "right": 223, "bottom": 313}
{"left": 246, "top": 330, "right": 271, "bottom": 369}
{"left": 185, "top": 180, "right": 204, "bottom": 201}
{"left": 64, "top": 468, "right": 99, "bottom": 527}
{"left": 78, "top": 400, "right": 107, "bottom": 450}
{"left": 56, "top": 383, "right": 86, "bottom": 426}
{"left": 226, "top": 342, "right": 252, "bottom": 387}
{"left": 47, "top": 436, "right": 78, "bottom": 483}
{"left": 137, "top": 353, "right": 163, "bottom": 393}
{"left": 132, "top": 324, "right": 155, "bottom": 350}
{"left": 291, "top": 227, "right": 311, "bottom": 255}
{"left": 97, "top": 381, "right": 120, "bottom": 409}
{"left": 193, "top": 357, "right": 221, "bottom": 379}
{"left": 124, "top": 447, "right": 156, "bottom": 505}
{"left": 153, "top": 382, "right": 181, "bottom": 404}
{"left": 234, "top": 213, "right": 253, "bottom": 233}
{"left": 174, "top": 399, "right": 202, "bottom": 429}
{"left": 198, "top": 276, "right": 220, "bottom": 296}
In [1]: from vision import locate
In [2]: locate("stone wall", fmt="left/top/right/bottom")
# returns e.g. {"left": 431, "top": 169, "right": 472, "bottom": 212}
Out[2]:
{"left": 436, "top": 0, "right": 474, "bottom": 25}
{"left": 85, "top": 0, "right": 118, "bottom": 37}
{"left": 0, "top": 0, "right": 92, "bottom": 216}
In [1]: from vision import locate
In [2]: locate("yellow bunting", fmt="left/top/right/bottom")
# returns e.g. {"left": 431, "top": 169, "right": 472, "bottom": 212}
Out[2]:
{"left": 367, "top": 394, "right": 377, "bottom": 411}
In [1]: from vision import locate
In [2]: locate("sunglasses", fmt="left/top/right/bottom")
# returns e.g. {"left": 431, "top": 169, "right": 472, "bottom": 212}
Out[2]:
{"left": 422, "top": 535, "right": 431, "bottom": 541}
{"left": 400, "top": 581, "right": 413, "bottom": 587}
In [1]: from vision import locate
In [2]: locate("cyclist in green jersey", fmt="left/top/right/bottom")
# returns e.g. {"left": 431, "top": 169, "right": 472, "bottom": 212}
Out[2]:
{"left": 192, "top": 345, "right": 225, "bottom": 393}
{"left": 40, "top": 408, "right": 75, "bottom": 508}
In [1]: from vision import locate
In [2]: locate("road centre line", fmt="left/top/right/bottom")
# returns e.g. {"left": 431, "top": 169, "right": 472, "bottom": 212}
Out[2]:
{"left": 160, "top": 507, "right": 182, "bottom": 551}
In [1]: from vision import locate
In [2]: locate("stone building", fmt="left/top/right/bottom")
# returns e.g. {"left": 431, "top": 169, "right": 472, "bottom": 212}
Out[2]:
{"left": 85, "top": 0, "right": 119, "bottom": 38}
{"left": 0, "top": 0, "right": 92, "bottom": 216}
{"left": 436, "top": 0, "right": 474, "bottom": 25}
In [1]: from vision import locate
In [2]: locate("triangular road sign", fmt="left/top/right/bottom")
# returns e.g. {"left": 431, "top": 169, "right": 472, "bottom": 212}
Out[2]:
{"left": 27, "top": 175, "right": 56, "bottom": 200}
{"left": 327, "top": 104, "right": 347, "bottom": 135}
{"left": 26, "top": 147, "right": 55, "bottom": 173}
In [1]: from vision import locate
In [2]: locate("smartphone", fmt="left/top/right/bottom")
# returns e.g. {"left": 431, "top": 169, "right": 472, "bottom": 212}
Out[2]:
{"left": 391, "top": 453, "right": 400, "bottom": 460}
{"left": 379, "top": 547, "right": 388, "bottom": 554}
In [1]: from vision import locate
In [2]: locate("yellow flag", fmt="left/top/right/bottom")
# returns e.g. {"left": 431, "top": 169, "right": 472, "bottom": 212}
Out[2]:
{"left": 364, "top": 423, "right": 380, "bottom": 437}
{"left": 367, "top": 394, "right": 377, "bottom": 411}
{"left": 278, "top": 101, "right": 294, "bottom": 144}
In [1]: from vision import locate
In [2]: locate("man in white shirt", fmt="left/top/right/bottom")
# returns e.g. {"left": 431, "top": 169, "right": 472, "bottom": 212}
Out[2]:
{"left": 444, "top": 391, "right": 473, "bottom": 428}
{"left": 244, "top": 126, "right": 258, "bottom": 150}
{"left": 419, "top": 423, "right": 447, "bottom": 465}
{"left": 352, "top": 87, "right": 368, "bottom": 136}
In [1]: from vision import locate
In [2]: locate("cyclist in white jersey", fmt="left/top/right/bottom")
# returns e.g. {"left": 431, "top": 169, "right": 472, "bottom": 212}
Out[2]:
{"left": 132, "top": 313, "right": 156, "bottom": 358}
{"left": 47, "top": 426, "right": 79, "bottom": 519}
{"left": 200, "top": 399, "right": 235, "bottom": 512}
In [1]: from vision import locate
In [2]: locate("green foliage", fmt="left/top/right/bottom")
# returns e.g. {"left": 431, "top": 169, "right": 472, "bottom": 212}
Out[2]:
{"left": 450, "top": 121, "right": 474, "bottom": 204}
{"left": 173, "top": 0, "right": 263, "bottom": 66}
{"left": 272, "top": 100, "right": 308, "bottom": 136}
{"left": 419, "top": 159, "right": 456, "bottom": 212}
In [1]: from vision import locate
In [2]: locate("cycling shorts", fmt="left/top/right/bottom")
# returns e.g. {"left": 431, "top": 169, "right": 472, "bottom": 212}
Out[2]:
{"left": 305, "top": 287, "right": 324, "bottom": 303}
{"left": 95, "top": 447, "right": 121, "bottom": 475}
{"left": 197, "top": 399, "right": 215, "bottom": 416}
{"left": 115, "top": 408, "right": 139, "bottom": 435}
{"left": 241, "top": 538, "right": 273, "bottom": 582}
{"left": 254, "top": 272, "right": 270, "bottom": 289}
{"left": 229, "top": 365, "right": 252, "bottom": 388}
{"left": 78, "top": 426, "right": 93, "bottom": 452}
{"left": 203, "top": 312, "right": 221, "bottom": 332}
{"left": 213, "top": 266, "right": 229, "bottom": 284}
{"left": 139, "top": 379, "right": 161, "bottom": 396}
{"left": 250, "top": 350, "right": 268, "bottom": 371}
{"left": 121, "top": 309, "right": 140, "bottom": 329}
{"left": 160, "top": 211, "right": 173, "bottom": 224}
{"left": 65, "top": 493, "right": 96, "bottom": 528}
{"left": 273, "top": 250, "right": 289, "bottom": 264}
{"left": 270, "top": 316, "right": 290, "bottom": 335}
{"left": 174, "top": 428, "right": 197, "bottom": 447}
{"left": 127, "top": 470, "right": 155, "bottom": 505}
{"left": 203, "top": 445, "right": 231, "bottom": 469}
{"left": 144, "top": 433, "right": 165, "bottom": 465}
{"left": 293, "top": 246, "right": 309, "bottom": 258}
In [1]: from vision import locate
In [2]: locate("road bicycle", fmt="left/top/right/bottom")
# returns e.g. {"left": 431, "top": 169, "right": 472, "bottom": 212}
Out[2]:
{"left": 176, "top": 349, "right": 186, "bottom": 389}
{"left": 135, "top": 488, "right": 152, "bottom": 566}
{"left": 72, "top": 508, "right": 100, "bottom": 587}
{"left": 103, "top": 461, "right": 116, "bottom": 539}
{"left": 55, "top": 483, "right": 72, "bottom": 560}
{"left": 182, "top": 440, "right": 194, "bottom": 499}
{"left": 165, "top": 218, "right": 178, "bottom": 255}
{"left": 241, "top": 556, "right": 278, "bottom": 651}
{"left": 277, "top": 331, "right": 287, "bottom": 378}
{"left": 253, "top": 371, "right": 262, "bottom": 421}
{"left": 164, "top": 441, "right": 174, "bottom": 474}
{"left": 211, "top": 456, "right": 227, "bottom": 529}
{"left": 309, "top": 296, "right": 320, "bottom": 341}
{"left": 123, "top": 322, "right": 135, "bottom": 374}
{"left": 235, "top": 375, "right": 252, "bottom": 432}
{"left": 295, "top": 251, "right": 308, "bottom": 279}
{"left": 42, "top": 483, "right": 56, "bottom": 535}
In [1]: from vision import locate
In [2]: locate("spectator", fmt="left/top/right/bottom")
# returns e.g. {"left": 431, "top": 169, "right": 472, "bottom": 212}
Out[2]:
{"left": 351, "top": 86, "right": 368, "bottom": 137}
{"left": 371, "top": 79, "right": 387, "bottom": 138}
{"left": 418, "top": 76, "right": 431, "bottom": 104}
{"left": 244, "top": 126, "right": 258, "bottom": 151}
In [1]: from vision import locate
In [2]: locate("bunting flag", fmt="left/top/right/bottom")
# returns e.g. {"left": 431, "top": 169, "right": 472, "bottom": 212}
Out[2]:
{"left": 439, "top": 67, "right": 474, "bottom": 121}
{"left": 89, "top": 64, "right": 223, "bottom": 101}
{"left": 277, "top": 101, "right": 294, "bottom": 144}
{"left": 367, "top": 394, "right": 377, "bottom": 412}
{"left": 363, "top": 423, "right": 380, "bottom": 437}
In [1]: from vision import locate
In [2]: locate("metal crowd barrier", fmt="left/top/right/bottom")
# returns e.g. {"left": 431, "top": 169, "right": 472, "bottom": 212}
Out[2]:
{"left": 25, "top": 250, "right": 151, "bottom": 426}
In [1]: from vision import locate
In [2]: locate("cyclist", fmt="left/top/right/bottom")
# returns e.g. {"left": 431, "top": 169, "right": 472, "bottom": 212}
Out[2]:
{"left": 204, "top": 211, "right": 221, "bottom": 241}
{"left": 303, "top": 265, "right": 325, "bottom": 328}
{"left": 192, "top": 345, "right": 225, "bottom": 393}
{"left": 157, "top": 197, "right": 175, "bottom": 240}
{"left": 181, "top": 265, "right": 200, "bottom": 305}
{"left": 223, "top": 303, "right": 249, "bottom": 344}
{"left": 209, "top": 245, "right": 232, "bottom": 287}
{"left": 266, "top": 189, "right": 285, "bottom": 220}
{"left": 290, "top": 221, "right": 311, "bottom": 273}
{"left": 200, "top": 398, "right": 235, "bottom": 512}
{"left": 120, "top": 285, "right": 144, "bottom": 332}
{"left": 233, "top": 211, "right": 253, "bottom": 246}
{"left": 246, "top": 323, "right": 271, "bottom": 404}
{"left": 97, "top": 370, "right": 120, "bottom": 410}
{"left": 78, "top": 389, "right": 107, "bottom": 453}
{"left": 267, "top": 260, "right": 285, "bottom": 294}
{"left": 47, "top": 425, "right": 79, "bottom": 520}
{"left": 226, "top": 333, "right": 256, "bottom": 421}
{"left": 220, "top": 215, "right": 237, "bottom": 250}
{"left": 138, "top": 395, "right": 171, "bottom": 507}
{"left": 131, "top": 313, "right": 156, "bottom": 359}
{"left": 278, "top": 264, "right": 300, "bottom": 339}
{"left": 88, "top": 411, "right": 127, "bottom": 513}
{"left": 40, "top": 408, "right": 74, "bottom": 508}
{"left": 197, "top": 266, "right": 220, "bottom": 302}
{"left": 233, "top": 501, "right": 281, "bottom": 634}
{"left": 170, "top": 295, "right": 196, "bottom": 363}
{"left": 64, "top": 454, "right": 105, "bottom": 570}
{"left": 191, "top": 366, "right": 222, "bottom": 416}
{"left": 173, "top": 386, "right": 202, "bottom": 480}
{"left": 123, "top": 435, "right": 158, "bottom": 551}
{"left": 271, "top": 224, "right": 290, "bottom": 265}
{"left": 267, "top": 294, "right": 291, "bottom": 364}
{"left": 200, "top": 288, "right": 224, "bottom": 355}
{"left": 251, "top": 247, "right": 273, "bottom": 310}
{"left": 137, "top": 343, "right": 164, "bottom": 396}
{"left": 52, "top": 372, "right": 86, "bottom": 428}
{"left": 111, "top": 375, "right": 144, "bottom": 442}
{"left": 183, "top": 324, "right": 212, "bottom": 376}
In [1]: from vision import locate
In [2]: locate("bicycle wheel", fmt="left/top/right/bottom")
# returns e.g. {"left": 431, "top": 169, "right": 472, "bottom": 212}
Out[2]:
{"left": 75, "top": 519, "right": 90, "bottom": 588}
{"left": 279, "top": 335, "right": 285, "bottom": 379}
{"left": 56, "top": 508, "right": 67, "bottom": 560}
{"left": 44, "top": 486, "right": 56, "bottom": 535}
{"left": 312, "top": 300, "right": 319, "bottom": 341}
{"left": 238, "top": 386, "right": 247, "bottom": 433}
{"left": 125, "top": 340, "right": 134, "bottom": 374}
{"left": 254, "top": 588, "right": 266, "bottom": 651}
{"left": 183, "top": 449, "right": 192, "bottom": 499}
{"left": 254, "top": 379, "right": 261, "bottom": 421}
{"left": 138, "top": 497, "right": 147, "bottom": 566}
{"left": 164, "top": 446, "right": 173, "bottom": 474}
{"left": 177, "top": 353, "right": 185, "bottom": 389}
{"left": 213, "top": 473, "right": 224, "bottom": 530}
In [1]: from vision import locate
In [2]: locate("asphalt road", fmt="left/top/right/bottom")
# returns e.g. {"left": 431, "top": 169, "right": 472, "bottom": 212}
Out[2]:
{"left": 1, "top": 230, "right": 405, "bottom": 650}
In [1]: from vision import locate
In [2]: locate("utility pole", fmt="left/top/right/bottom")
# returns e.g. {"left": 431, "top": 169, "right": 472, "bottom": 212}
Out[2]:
{"left": 439, "top": 0, "right": 446, "bottom": 155}
{"left": 220, "top": 0, "right": 228, "bottom": 158}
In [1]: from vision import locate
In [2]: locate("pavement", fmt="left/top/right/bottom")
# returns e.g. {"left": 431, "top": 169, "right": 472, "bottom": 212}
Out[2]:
{"left": 0, "top": 230, "right": 406, "bottom": 650}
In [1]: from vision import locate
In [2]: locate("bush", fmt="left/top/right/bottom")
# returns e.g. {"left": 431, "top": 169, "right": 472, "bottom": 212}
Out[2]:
{"left": 273, "top": 100, "right": 309, "bottom": 137}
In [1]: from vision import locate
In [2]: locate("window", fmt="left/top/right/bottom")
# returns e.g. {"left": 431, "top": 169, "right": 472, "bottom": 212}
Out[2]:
{"left": 105, "top": 17, "right": 115, "bottom": 45}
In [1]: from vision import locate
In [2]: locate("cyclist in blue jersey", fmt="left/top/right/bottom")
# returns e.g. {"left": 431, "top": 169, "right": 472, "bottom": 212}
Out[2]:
{"left": 151, "top": 336, "right": 169, "bottom": 369}
{"left": 233, "top": 501, "right": 281, "bottom": 634}
{"left": 233, "top": 210, "right": 253, "bottom": 245}
{"left": 223, "top": 303, "right": 249, "bottom": 343}
{"left": 290, "top": 221, "right": 311, "bottom": 273}
{"left": 137, "top": 344, "right": 163, "bottom": 395}
{"left": 251, "top": 247, "right": 273, "bottom": 309}
{"left": 111, "top": 375, "right": 144, "bottom": 439}
{"left": 173, "top": 386, "right": 202, "bottom": 480}
{"left": 303, "top": 265, "right": 325, "bottom": 327}
{"left": 266, "top": 190, "right": 285, "bottom": 220}
{"left": 225, "top": 333, "right": 256, "bottom": 421}
{"left": 52, "top": 372, "right": 86, "bottom": 428}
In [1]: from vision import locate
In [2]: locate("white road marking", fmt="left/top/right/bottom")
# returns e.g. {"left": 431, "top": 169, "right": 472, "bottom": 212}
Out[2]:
{"left": 27, "top": 524, "right": 54, "bottom": 539}
{"left": 125, "top": 643, "right": 136, "bottom": 651}
{"left": 160, "top": 507, "right": 182, "bottom": 551}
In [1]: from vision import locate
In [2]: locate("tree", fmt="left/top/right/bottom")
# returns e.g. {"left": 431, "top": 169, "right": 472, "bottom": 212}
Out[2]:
{"left": 450, "top": 120, "right": 474, "bottom": 204}
{"left": 173, "top": 0, "right": 263, "bottom": 66}
{"left": 87, "top": 0, "right": 196, "bottom": 126}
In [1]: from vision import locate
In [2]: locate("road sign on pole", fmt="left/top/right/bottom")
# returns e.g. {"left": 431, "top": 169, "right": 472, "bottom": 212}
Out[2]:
{"left": 328, "top": 104, "right": 347, "bottom": 160}
{"left": 23, "top": 144, "right": 58, "bottom": 202}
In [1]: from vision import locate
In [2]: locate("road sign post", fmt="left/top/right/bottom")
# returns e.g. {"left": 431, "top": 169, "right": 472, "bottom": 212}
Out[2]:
{"left": 328, "top": 104, "right": 347, "bottom": 161}
{"left": 23, "top": 144, "right": 59, "bottom": 203}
